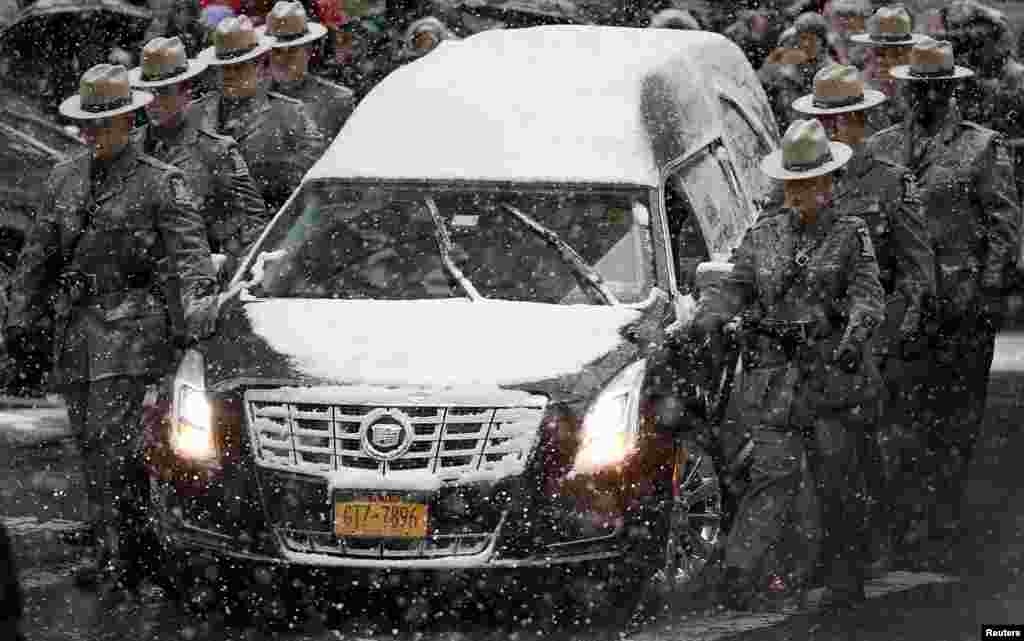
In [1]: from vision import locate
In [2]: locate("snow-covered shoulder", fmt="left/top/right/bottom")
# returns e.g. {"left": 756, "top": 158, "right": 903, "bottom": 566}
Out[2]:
{"left": 308, "top": 26, "right": 751, "bottom": 186}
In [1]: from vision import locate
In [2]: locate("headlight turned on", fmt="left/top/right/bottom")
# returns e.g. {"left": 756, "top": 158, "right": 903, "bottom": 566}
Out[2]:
{"left": 573, "top": 359, "right": 646, "bottom": 474}
{"left": 171, "top": 349, "right": 216, "bottom": 462}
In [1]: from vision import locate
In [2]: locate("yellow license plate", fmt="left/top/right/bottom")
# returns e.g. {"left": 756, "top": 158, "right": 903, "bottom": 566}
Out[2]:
{"left": 335, "top": 499, "right": 428, "bottom": 538}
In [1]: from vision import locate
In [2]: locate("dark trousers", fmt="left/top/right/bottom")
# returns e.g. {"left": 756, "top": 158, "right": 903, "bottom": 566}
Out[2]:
{"left": 0, "top": 523, "right": 23, "bottom": 640}
{"left": 63, "top": 376, "right": 149, "bottom": 560}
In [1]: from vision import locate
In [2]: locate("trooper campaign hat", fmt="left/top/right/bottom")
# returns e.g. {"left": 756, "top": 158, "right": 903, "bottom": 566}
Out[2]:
{"left": 257, "top": 1, "right": 328, "bottom": 49}
{"left": 792, "top": 63, "right": 887, "bottom": 115}
{"left": 649, "top": 8, "right": 700, "bottom": 30}
{"left": 850, "top": 5, "right": 926, "bottom": 47}
{"left": 198, "top": 15, "right": 272, "bottom": 66}
{"left": 760, "top": 119, "right": 853, "bottom": 180}
{"left": 890, "top": 36, "right": 975, "bottom": 80}
{"left": 60, "top": 63, "right": 154, "bottom": 120}
{"left": 129, "top": 36, "right": 208, "bottom": 89}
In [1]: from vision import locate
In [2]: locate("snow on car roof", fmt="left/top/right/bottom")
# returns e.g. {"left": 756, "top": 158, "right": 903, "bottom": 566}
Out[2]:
{"left": 308, "top": 26, "right": 752, "bottom": 187}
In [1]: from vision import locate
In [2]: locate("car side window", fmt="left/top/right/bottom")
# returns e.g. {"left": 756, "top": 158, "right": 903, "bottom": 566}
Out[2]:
{"left": 668, "top": 143, "right": 748, "bottom": 263}
{"left": 719, "top": 97, "right": 778, "bottom": 214}
{"left": 663, "top": 177, "right": 708, "bottom": 295}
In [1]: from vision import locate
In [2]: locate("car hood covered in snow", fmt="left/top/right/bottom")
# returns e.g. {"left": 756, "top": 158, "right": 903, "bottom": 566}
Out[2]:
{"left": 203, "top": 296, "right": 667, "bottom": 400}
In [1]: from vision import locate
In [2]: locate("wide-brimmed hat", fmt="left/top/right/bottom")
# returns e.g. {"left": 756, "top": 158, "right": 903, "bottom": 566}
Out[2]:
{"left": 792, "top": 63, "right": 886, "bottom": 115}
{"left": 198, "top": 15, "right": 272, "bottom": 66}
{"left": 256, "top": 1, "right": 328, "bottom": 48}
{"left": 850, "top": 5, "right": 927, "bottom": 47}
{"left": 649, "top": 8, "right": 700, "bottom": 30}
{"left": 760, "top": 119, "right": 853, "bottom": 180}
{"left": 890, "top": 36, "right": 975, "bottom": 80}
{"left": 59, "top": 64, "right": 154, "bottom": 120}
{"left": 398, "top": 17, "right": 455, "bottom": 60}
{"left": 129, "top": 37, "right": 208, "bottom": 89}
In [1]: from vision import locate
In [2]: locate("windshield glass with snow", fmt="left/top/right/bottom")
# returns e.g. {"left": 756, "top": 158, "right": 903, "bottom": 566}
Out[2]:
{"left": 252, "top": 181, "right": 656, "bottom": 304}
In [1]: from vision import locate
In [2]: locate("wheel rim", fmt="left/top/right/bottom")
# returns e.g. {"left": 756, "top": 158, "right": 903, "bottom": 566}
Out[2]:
{"left": 661, "top": 445, "right": 723, "bottom": 590}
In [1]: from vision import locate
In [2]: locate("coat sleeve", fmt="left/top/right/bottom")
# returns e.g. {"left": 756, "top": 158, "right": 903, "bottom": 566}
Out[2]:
{"left": 208, "top": 139, "right": 269, "bottom": 274}
{"left": 841, "top": 218, "right": 885, "bottom": 344}
{"left": 155, "top": 169, "right": 218, "bottom": 338}
{"left": 889, "top": 169, "right": 934, "bottom": 335}
{"left": 693, "top": 226, "right": 758, "bottom": 331}
{"left": 4, "top": 171, "right": 65, "bottom": 331}
{"left": 977, "top": 134, "right": 1020, "bottom": 289}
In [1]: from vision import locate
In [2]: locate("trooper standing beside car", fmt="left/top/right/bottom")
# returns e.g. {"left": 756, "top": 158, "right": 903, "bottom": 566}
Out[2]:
{"left": 693, "top": 119, "right": 884, "bottom": 611}
{"left": 258, "top": 1, "right": 354, "bottom": 142}
{"left": 869, "top": 37, "right": 1019, "bottom": 568}
{"left": 2, "top": 64, "right": 218, "bottom": 595}
{"left": 792, "top": 62, "right": 934, "bottom": 576}
{"left": 129, "top": 36, "right": 268, "bottom": 282}
{"left": 195, "top": 15, "right": 327, "bottom": 214}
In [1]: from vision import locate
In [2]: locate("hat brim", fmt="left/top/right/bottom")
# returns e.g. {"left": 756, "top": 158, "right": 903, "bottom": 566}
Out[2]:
{"left": 792, "top": 89, "right": 887, "bottom": 115}
{"left": 128, "top": 59, "right": 209, "bottom": 88}
{"left": 197, "top": 37, "right": 273, "bottom": 66}
{"left": 760, "top": 141, "right": 853, "bottom": 180}
{"left": 849, "top": 32, "right": 927, "bottom": 47}
{"left": 256, "top": 22, "right": 328, "bottom": 48}
{"left": 59, "top": 90, "right": 154, "bottom": 120}
{"left": 889, "top": 64, "right": 975, "bottom": 80}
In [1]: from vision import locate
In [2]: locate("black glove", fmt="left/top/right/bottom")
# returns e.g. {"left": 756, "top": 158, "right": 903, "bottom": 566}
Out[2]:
{"left": 834, "top": 341, "right": 861, "bottom": 373}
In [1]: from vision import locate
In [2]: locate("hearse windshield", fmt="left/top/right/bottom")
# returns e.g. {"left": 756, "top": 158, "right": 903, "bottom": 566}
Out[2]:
{"left": 250, "top": 182, "right": 656, "bottom": 305}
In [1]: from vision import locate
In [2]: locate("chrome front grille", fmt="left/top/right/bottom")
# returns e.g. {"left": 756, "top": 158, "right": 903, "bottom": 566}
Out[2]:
{"left": 245, "top": 392, "right": 546, "bottom": 477}
{"left": 279, "top": 528, "right": 496, "bottom": 558}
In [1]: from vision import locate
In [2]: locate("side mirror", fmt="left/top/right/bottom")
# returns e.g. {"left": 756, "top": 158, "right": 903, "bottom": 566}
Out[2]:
{"left": 695, "top": 260, "right": 734, "bottom": 294}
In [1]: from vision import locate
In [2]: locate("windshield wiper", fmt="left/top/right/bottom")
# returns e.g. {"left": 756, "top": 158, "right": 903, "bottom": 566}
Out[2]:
{"left": 424, "top": 197, "right": 483, "bottom": 301}
{"left": 499, "top": 203, "right": 619, "bottom": 306}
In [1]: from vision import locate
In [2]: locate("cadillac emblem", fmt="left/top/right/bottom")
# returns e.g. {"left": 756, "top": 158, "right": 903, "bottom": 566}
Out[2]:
{"left": 360, "top": 408, "right": 413, "bottom": 460}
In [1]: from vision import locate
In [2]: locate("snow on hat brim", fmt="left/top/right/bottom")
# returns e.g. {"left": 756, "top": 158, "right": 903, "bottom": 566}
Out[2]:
{"left": 128, "top": 59, "right": 208, "bottom": 88}
{"left": 59, "top": 89, "right": 153, "bottom": 120}
{"left": 256, "top": 21, "right": 328, "bottom": 48}
{"left": 197, "top": 38, "right": 273, "bottom": 65}
{"left": 760, "top": 141, "right": 853, "bottom": 180}
{"left": 889, "top": 64, "right": 975, "bottom": 80}
{"left": 792, "top": 88, "right": 887, "bottom": 115}
{"left": 849, "top": 32, "right": 928, "bottom": 46}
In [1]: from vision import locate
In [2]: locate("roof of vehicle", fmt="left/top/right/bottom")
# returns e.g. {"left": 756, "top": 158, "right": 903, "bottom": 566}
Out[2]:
{"left": 307, "top": 25, "right": 772, "bottom": 187}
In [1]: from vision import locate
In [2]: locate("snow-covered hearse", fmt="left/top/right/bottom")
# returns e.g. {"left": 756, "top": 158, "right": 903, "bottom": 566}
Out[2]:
{"left": 143, "top": 26, "right": 780, "bottom": 610}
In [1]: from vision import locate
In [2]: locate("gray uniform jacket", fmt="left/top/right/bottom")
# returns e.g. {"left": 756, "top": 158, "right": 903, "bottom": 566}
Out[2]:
{"left": 5, "top": 147, "right": 217, "bottom": 385}
{"left": 270, "top": 74, "right": 355, "bottom": 143}
{"left": 195, "top": 91, "right": 327, "bottom": 213}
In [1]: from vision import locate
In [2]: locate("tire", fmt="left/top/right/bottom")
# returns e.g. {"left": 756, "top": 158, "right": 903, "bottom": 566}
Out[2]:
{"left": 652, "top": 439, "right": 725, "bottom": 598}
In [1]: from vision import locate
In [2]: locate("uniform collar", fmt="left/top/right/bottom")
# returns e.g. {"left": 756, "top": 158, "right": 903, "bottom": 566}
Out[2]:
{"left": 271, "top": 75, "right": 309, "bottom": 95}
{"left": 788, "top": 204, "right": 837, "bottom": 234}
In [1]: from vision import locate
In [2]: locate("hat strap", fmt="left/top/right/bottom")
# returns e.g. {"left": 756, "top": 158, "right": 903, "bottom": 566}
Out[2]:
{"left": 784, "top": 148, "right": 834, "bottom": 171}
{"left": 872, "top": 32, "right": 912, "bottom": 42}
{"left": 910, "top": 67, "right": 955, "bottom": 77}
{"left": 272, "top": 26, "right": 311, "bottom": 41}
{"left": 141, "top": 63, "right": 190, "bottom": 82}
{"left": 812, "top": 94, "right": 865, "bottom": 109}
{"left": 217, "top": 43, "right": 260, "bottom": 60}
{"left": 81, "top": 95, "right": 132, "bottom": 112}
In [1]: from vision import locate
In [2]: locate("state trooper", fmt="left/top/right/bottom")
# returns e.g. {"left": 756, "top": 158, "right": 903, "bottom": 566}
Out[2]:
{"left": 258, "top": 1, "right": 355, "bottom": 142}
{"left": 872, "top": 38, "right": 1020, "bottom": 567}
{"left": 759, "top": 13, "right": 835, "bottom": 132}
{"left": 129, "top": 36, "right": 267, "bottom": 282}
{"left": 196, "top": 16, "right": 327, "bottom": 213}
{"left": 793, "top": 62, "right": 935, "bottom": 576}
{"left": 694, "top": 119, "right": 885, "bottom": 611}
{"left": 2, "top": 64, "right": 218, "bottom": 593}
{"left": 935, "top": 1, "right": 1024, "bottom": 267}
{"left": 851, "top": 5, "right": 928, "bottom": 136}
